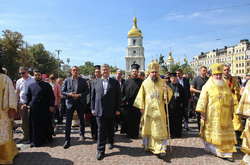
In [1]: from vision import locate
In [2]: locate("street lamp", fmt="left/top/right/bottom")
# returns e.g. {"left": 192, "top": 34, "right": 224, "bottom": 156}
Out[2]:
{"left": 55, "top": 49, "right": 62, "bottom": 78}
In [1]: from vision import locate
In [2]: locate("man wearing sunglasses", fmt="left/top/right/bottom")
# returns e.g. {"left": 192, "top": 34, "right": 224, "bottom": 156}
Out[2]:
{"left": 16, "top": 67, "right": 35, "bottom": 144}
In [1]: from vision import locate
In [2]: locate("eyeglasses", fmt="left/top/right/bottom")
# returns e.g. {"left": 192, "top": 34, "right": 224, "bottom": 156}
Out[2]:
{"left": 19, "top": 72, "right": 26, "bottom": 75}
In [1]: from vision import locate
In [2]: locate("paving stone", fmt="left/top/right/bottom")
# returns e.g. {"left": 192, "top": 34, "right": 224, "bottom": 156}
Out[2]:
{"left": 13, "top": 120, "right": 243, "bottom": 165}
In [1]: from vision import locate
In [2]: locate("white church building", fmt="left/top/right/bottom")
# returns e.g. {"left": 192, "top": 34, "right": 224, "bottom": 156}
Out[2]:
{"left": 125, "top": 17, "right": 145, "bottom": 73}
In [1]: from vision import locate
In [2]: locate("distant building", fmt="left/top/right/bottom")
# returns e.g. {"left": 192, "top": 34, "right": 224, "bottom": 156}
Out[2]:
{"left": 125, "top": 17, "right": 145, "bottom": 74}
{"left": 190, "top": 39, "right": 250, "bottom": 77}
{"left": 165, "top": 52, "right": 174, "bottom": 72}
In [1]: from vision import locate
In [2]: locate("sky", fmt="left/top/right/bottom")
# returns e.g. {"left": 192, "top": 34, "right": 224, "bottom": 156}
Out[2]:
{"left": 1, "top": 0, "right": 250, "bottom": 69}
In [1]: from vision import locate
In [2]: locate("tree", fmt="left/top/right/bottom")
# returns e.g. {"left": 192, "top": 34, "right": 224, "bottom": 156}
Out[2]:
{"left": 18, "top": 43, "right": 36, "bottom": 68}
{"left": 79, "top": 61, "right": 95, "bottom": 75}
{"left": 180, "top": 58, "right": 194, "bottom": 75}
{"left": 168, "top": 58, "right": 194, "bottom": 74}
{"left": 0, "top": 30, "right": 66, "bottom": 79}
{"left": 28, "top": 43, "right": 59, "bottom": 75}
{"left": 109, "top": 65, "right": 119, "bottom": 74}
{"left": 170, "top": 63, "right": 181, "bottom": 73}
{"left": 0, "top": 30, "right": 24, "bottom": 79}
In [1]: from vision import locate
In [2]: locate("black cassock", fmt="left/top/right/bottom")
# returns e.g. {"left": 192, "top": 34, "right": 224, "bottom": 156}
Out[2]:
{"left": 26, "top": 80, "right": 55, "bottom": 146}
{"left": 122, "top": 78, "right": 143, "bottom": 138}
{"left": 168, "top": 83, "right": 184, "bottom": 138}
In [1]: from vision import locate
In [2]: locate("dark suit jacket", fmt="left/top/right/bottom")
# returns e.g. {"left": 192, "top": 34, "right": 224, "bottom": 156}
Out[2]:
{"left": 62, "top": 76, "right": 89, "bottom": 109}
{"left": 117, "top": 78, "right": 125, "bottom": 93}
{"left": 178, "top": 77, "right": 191, "bottom": 105}
{"left": 91, "top": 78, "right": 121, "bottom": 118}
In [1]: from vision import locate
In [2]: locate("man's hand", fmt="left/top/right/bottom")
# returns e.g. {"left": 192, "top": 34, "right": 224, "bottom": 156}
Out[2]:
{"left": 200, "top": 113, "right": 206, "bottom": 120}
{"left": 140, "top": 109, "right": 144, "bottom": 114}
{"left": 70, "top": 93, "right": 81, "bottom": 99}
{"left": 21, "top": 104, "right": 28, "bottom": 110}
{"left": 74, "top": 94, "right": 81, "bottom": 98}
{"left": 116, "top": 111, "right": 120, "bottom": 115}
{"left": 91, "top": 110, "right": 96, "bottom": 116}
{"left": 49, "top": 106, "right": 55, "bottom": 112}
{"left": 67, "top": 93, "right": 74, "bottom": 97}
{"left": 8, "top": 108, "right": 17, "bottom": 119}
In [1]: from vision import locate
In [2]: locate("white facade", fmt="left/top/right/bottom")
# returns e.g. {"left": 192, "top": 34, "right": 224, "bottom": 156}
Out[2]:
{"left": 190, "top": 39, "right": 250, "bottom": 76}
{"left": 125, "top": 36, "right": 145, "bottom": 72}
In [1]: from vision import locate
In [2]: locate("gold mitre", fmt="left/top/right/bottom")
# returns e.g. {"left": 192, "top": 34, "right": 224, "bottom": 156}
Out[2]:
{"left": 210, "top": 63, "right": 223, "bottom": 74}
{"left": 148, "top": 60, "right": 160, "bottom": 72}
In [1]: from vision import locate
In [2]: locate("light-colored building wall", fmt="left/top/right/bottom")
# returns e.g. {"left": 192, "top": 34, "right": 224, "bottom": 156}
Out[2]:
{"left": 191, "top": 39, "right": 250, "bottom": 77}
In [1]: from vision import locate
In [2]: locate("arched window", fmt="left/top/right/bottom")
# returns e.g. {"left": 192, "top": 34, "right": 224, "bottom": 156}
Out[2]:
{"left": 133, "top": 39, "right": 136, "bottom": 45}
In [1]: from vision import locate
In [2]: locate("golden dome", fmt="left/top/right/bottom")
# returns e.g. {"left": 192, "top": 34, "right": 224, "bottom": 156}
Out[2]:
{"left": 128, "top": 17, "right": 142, "bottom": 37}
{"left": 167, "top": 52, "right": 174, "bottom": 62}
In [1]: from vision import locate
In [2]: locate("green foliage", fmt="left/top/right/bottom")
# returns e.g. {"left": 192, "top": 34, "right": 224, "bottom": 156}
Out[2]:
{"left": 0, "top": 29, "right": 63, "bottom": 79}
{"left": 170, "top": 63, "right": 181, "bottom": 73}
{"left": 0, "top": 30, "right": 24, "bottom": 78}
{"left": 79, "top": 61, "right": 95, "bottom": 75}
{"left": 180, "top": 58, "right": 194, "bottom": 75}
{"left": 109, "top": 65, "right": 119, "bottom": 74}
{"left": 169, "top": 60, "right": 194, "bottom": 74}
{"left": 28, "top": 43, "right": 59, "bottom": 74}
{"left": 78, "top": 62, "right": 122, "bottom": 76}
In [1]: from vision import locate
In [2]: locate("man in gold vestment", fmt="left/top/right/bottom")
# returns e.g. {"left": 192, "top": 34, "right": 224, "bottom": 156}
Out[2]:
{"left": 0, "top": 68, "right": 18, "bottom": 164}
{"left": 223, "top": 64, "right": 243, "bottom": 134}
{"left": 134, "top": 61, "right": 172, "bottom": 158}
{"left": 196, "top": 63, "right": 236, "bottom": 162}
{"left": 236, "top": 80, "right": 250, "bottom": 165}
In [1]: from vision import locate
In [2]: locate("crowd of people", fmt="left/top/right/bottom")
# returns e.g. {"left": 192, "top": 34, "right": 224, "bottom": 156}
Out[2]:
{"left": 0, "top": 61, "right": 250, "bottom": 164}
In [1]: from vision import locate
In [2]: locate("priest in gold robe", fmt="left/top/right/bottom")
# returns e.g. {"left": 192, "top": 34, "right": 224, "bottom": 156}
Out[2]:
{"left": 0, "top": 68, "right": 18, "bottom": 164}
{"left": 196, "top": 63, "right": 236, "bottom": 162}
{"left": 236, "top": 80, "right": 250, "bottom": 165}
{"left": 134, "top": 61, "right": 172, "bottom": 158}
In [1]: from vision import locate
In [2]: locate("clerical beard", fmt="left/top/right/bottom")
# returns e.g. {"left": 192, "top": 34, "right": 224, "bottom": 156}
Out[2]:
{"left": 151, "top": 76, "right": 158, "bottom": 82}
{"left": 213, "top": 79, "right": 225, "bottom": 87}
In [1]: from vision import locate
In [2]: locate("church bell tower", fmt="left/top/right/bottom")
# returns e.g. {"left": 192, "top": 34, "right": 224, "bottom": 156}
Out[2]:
{"left": 125, "top": 17, "right": 145, "bottom": 73}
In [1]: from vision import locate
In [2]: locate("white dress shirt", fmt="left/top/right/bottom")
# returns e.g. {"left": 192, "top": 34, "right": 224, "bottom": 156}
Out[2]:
{"left": 102, "top": 78, "right": 109, "bottom": 95}
{"left": 16, "top": 76, "right": 35, "bottom": 103}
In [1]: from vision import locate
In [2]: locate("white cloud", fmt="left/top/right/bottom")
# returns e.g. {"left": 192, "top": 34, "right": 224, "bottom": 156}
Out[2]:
{"left": 163, "top": 8, "right": 250, "bottom": 26}
{"left": 80, "top": 42, "right": 94, "bottom": 47}
{"left": 164, "top": 11, "right": 203, "bottom": 21}
{"left": 190, "top": 12, "right": 201, "bottom": 18}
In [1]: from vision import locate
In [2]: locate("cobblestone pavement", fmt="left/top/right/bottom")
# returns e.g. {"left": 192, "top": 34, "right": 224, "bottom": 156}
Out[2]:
{"left": 13, "top": 120, "right": 243, "bottom": 165}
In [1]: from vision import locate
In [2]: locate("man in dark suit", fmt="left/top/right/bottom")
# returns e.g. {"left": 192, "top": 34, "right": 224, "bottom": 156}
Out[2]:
{"left": 62, "top": 66, "right": 89, "bottom": 149}
{"left": 115, "top": 69, "right": 125, "bottom": 133}
{"left": 176, "top": 69, "right": 191, "bottom": 131}
{"left": 91, "top": 64, "right": 121, "bottom": 160}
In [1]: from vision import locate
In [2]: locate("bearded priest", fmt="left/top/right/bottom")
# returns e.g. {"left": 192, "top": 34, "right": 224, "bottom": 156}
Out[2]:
{"left": 133, "top": 61, "right": 173, "bottom": 159}
{"left": 196, "top": 63, "right": 236, "bottom": 162}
